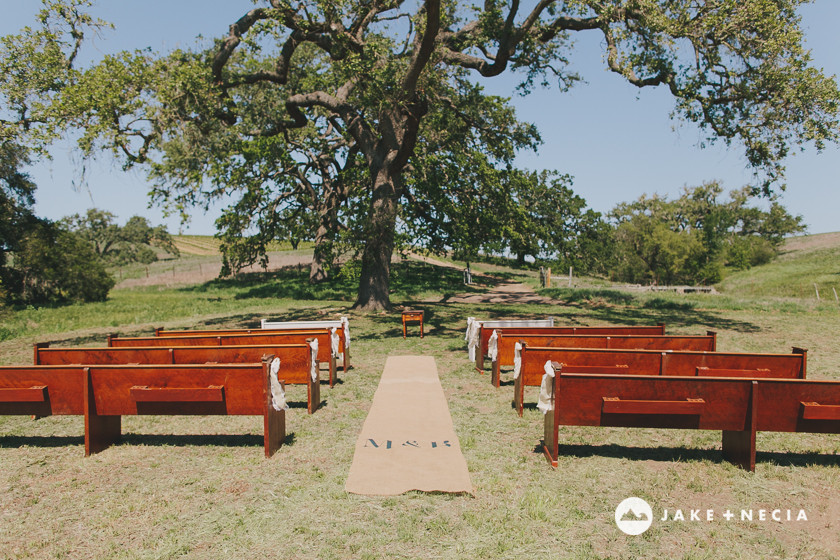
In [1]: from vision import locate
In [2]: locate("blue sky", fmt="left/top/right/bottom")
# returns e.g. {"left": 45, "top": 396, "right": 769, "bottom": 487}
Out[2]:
{"left": 3, "top": 1, "right": 839, "bottom": 235}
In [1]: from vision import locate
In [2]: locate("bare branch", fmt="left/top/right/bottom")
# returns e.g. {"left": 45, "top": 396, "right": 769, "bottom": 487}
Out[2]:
{"left": 212, "top": 8, "right": 269, "bottom": 83}
{"left": 402, "top": 0, "right": 441, "bottom": 95}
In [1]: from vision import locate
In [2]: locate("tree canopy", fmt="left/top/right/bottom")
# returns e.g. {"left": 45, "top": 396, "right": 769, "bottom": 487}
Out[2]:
{"left": 9, "top": 0, "right": 840, "bottom": 309}
{"left": 609, "top": 182, "right": 806, "bottom": 285}
{"left": 62, "top": 208, "right": 180, "bottom": 265}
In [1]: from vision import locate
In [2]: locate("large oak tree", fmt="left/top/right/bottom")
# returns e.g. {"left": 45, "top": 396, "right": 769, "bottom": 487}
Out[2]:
{"left": 51, "top": 1, "right": 840, "bottom": 310}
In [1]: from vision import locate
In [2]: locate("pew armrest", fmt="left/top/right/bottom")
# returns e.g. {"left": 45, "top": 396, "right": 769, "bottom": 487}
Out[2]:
{"left": 129, "top": 385, "right": 225, "bottom": 402}
{"left": 602, "top": 396, "right": 705, "bottom": 415}
{"left": 800, "top": 401, "right": 840, "bottom": 420}
{"left": 0, "top": 385, "right": 47, "bottom": 402}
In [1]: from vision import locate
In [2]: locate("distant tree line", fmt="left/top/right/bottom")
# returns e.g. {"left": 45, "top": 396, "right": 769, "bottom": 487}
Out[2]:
{"left": 467, "top": 180, "right": 804, "bottom": 287}
{"left": 0, "top": 153, "right": 178, "bottom": 306}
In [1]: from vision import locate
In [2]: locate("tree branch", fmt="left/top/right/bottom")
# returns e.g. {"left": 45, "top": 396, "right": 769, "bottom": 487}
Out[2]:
{"left": 401, "top": 0, "right": 441, "bottom": 95}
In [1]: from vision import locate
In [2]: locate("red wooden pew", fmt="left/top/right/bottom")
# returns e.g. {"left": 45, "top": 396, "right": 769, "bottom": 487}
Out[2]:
{"left": 155, "top": 324, "right": 351, "bottom": 372}
{"left": 34, "top": 342, "right": 321, "bottom": 414}
{"left": 541, "top": 363, "right": 840, "bottom": 471}
{"left": 0, "top": 357, "right": 286, "bottom": 457}
{"left": 0, "top": 365, "right": 86, "bottom": 418}
{"left": 474, "top": 323, "right": 666, "bottom": 370}
{"left": 514, "top": 344, "right": 808, "bottom": 416}
{"left": 489, "top": 331, "right": 717, "bottom": 386}
{"left": 108, "top": 331, "right": 340, "bottom": 387}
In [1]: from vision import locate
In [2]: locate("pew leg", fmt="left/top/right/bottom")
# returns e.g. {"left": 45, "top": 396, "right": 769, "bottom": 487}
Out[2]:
{"left": 477, "top": 352, "right": 484, "bottom": 372}
{"left": 514, "top": 375, "right": 523, "bottom": 417}
{"left": 84, "top": 369, "right": 121, "bottom": 456}
{"left": 721, "top": 380, "right": 757, "bottom": 471}
{"left": 264, "top": 406, "right": 285, "bottom": 458}
{"left": 308, "top": 369, "right": 321, "bottom": 414}
{"left": 721, "top": 429, "right": 756, "bottom": 472}
{"left": 542, "top": 404, "right": 559, "bottom": 468}
{"left": 344, "top": 348, "right": 351, "bottom": 372}
{"left": 492, "top": 360, "right": 500, "bottom": 387}
{"left": 329, "top": 354, "right": 337, "bottom": 388}
{"left": 263, "top": 371, "right": 286, "bottom": 458}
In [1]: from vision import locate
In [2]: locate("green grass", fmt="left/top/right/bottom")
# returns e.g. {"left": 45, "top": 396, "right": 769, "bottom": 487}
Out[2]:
{"left": 1, "top": 243, "right": 839, "bottom": 559}
{"left": 719, "top": 233, "right": 840, "bottom": 299}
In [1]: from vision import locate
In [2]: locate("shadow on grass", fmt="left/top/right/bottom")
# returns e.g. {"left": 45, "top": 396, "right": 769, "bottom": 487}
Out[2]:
{"left": 545, "top": 443, "right": 840, "bottom": 469}
{"left": 179, "top": 260, "right": 483, "bottom": 303}
{"left": 409, "top": 295, "right": 760, "bottom": 335}
{"left": 0, "top": 432, "right": 300, "bottom": 450}
{"left": 0, "top": 435, "right": 85, "bottom": 448}
{"left": 541, "top": 288, "right": 637, "bottom": 305}
{"left": 117, "top": 431, "right": 298, "bottom": 449}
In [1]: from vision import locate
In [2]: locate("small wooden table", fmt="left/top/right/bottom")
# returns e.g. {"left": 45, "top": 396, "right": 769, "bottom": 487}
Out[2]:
{"left": 401, "top": 310, "right": 424, "bottom": 338}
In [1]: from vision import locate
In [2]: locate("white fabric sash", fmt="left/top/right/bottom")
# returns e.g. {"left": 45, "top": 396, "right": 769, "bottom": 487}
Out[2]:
{"left": 537, "top": 361, "right": 556, "bottom": 415}
{"left": 341, "top": 316, "right": 350, "bottom": 348}
{"left": 487, "top": 330, "right": 499, "bottom": 361}
{"left": 269, "top": 357, "right": 290, "bottom": 412}
{"left": 512, "top": 342, "right": 523, "bottom": 379}
{"left": 309, "top": 338, "right": 319, "bottom": 382}
{"left": 465, "top": 317, "right": 480, "bottom": 361}
{"left": 330, "top": 327, "right": 340, "bottom": 357}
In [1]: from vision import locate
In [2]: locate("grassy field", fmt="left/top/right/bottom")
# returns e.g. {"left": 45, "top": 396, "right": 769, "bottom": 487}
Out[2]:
{"left": 0, "top": 236, "right": 839, "bottom": 559}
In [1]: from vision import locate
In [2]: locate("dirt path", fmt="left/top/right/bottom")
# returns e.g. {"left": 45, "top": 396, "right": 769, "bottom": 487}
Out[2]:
{"left": 449, "top": 281, "right": 558, "bottom": 305}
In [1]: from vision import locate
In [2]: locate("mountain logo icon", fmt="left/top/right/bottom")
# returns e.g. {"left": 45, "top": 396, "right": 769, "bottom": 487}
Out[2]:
{"left": 615, "top": 497, "right": 653, "bottom": 535}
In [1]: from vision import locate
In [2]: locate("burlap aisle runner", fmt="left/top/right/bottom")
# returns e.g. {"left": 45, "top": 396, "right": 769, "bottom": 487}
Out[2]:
{"left": 345, "top": 356, "right": 473, "bottom": 495}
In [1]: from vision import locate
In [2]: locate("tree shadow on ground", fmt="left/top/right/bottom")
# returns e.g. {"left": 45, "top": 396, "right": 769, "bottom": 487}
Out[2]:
{"left": 408, "top": 296, "right": 760, "bottom": 336}
{"left": 178, "top": 260, "right": 486, "bottom": 303}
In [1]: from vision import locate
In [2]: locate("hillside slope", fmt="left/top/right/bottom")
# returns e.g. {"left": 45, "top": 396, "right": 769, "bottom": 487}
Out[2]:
{"left": 717, "top": 232, "right": 840, "bottom": 298}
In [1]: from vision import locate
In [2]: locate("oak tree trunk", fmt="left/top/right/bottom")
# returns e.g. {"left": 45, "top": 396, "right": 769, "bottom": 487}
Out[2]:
{"left": 353, "top": 166, "right": 398, "bottom": 310}
{"left": 351, "top": 104, "right": 426, "bottom": 311}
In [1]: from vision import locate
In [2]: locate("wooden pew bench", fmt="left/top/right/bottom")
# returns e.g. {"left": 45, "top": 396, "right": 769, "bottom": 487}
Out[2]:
{"left": 34, "top": 342, "right": 321, "bottom": 414}
{"left": 514, "top": 344, "right": 808, "bottom": 416}
{"left": 540, "top": 362, "right": 840, "bottom": 471}
{"left": 470, "top": 321, "right": 666, "bottom": 371}
{"left": 261, "top": 317, "right": 351, "bottom": 370}
{"left": 489, "top": 331, "right": 717, "bottom": 387}
{"left": 0, "top": 365, "right": 86, "bottom": 418}
{"left": 157, "top": 317, "right": 352, "bottom": 371}
{"left": 465, "top": 318, "right": 555, "bottom": 370}
{"left": 0, "top": 357, "right": 286, "bottom": 457}
{"left": 109, "top": 330, "right": 341, "bottom": 387}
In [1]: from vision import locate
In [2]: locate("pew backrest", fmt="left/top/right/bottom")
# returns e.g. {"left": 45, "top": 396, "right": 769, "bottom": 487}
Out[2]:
{"left": 489, "top": 331, "right": 716, "bottom": 386}
{"left": 34, "top": 342, "right": 320, "bottom": 413}
{"left": 108, "top": 331, "right": 339, "bottom": 386}
{"left": 0, "top": 365, "right": 86, "bottom": 416}
{"left": 542, "top": 366, "right": 840, "bottom": 470}
{"left": 515, "top": 344, "right": 807, "bottom": 416}
{"left": 474, "top": 323, "right": 666, "bottom": 369}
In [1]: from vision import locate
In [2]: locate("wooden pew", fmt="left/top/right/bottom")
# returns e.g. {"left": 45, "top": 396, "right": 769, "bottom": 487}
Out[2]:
{"left": 514, "top": 344, "right": 808, "bottom": 416}
{"left": 0, "top": 358, "right": 287, "bottom": 457}
{"left": 156, "top": 320, "right": 352, "bottom": 371}
{"left": 0, "top": 365, "right": 86, "bottom": 417}
{"left": 489, "top": 331, "right": 717, "bottom": 386}
{"left": 474, "top": 323, "right": 666, "bottom": 371}
{"left": 33, "top": 342, "right": 321, "bottom": 414}
{"left": 466, "top": 318, "right": 555, "bottom": 370}
{"left": 260, "top": 318, "right": 351, "bottom": 370}
{"left": 541, "top": 363, "right": 840, "bottom": 471}
{"left": 108, "top": 331, "right": 340, "bottom": 387}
